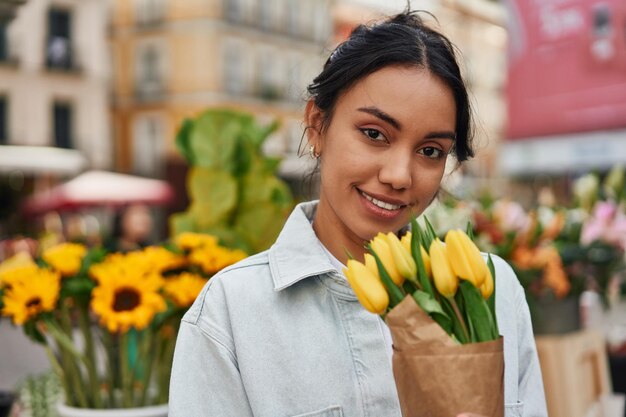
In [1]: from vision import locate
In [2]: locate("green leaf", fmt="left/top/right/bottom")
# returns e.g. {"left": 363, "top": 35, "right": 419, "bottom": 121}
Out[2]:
{"left": 423, "top": 216, "right": 438, "bottom": 245}
{"left": 458, "top": 281, "right": 497, "bottom": 342}
{"left": 412, "top": 290, "right": 452, "bottom": 334}
{"left": 190, "top": 110, "right": 240, "bottom": 170}
{"left": 24, "top": 319, "right": 47, "bottom": 345}
{"left": 487, "top": 254, "right": 499, "bottom": 337}
{"left": 440, "top": 297, "right": 468, "bottom": 344}
{"left": 175, "top": 118, "right": 195, "bottom": 164}
{"left": 368, "top": 247, "right": 405, "bottom": 307}
{"left": 61, "top": 276, "right": 96, "bottom": 301}
{"left": 187, "top": 168, "right": 237, "bottom": 225}
{"left": 410, "top": 218, "right": 433, "bottom": 296}
{"left": 466, "top": 221, "right": 475, "bottom": 241}
{"left": 234, "top": 202, "right": 290, "bottom": 252}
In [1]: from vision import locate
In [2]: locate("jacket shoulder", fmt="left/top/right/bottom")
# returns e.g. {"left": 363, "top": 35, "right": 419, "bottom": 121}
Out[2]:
{"left": 182, "top": 250, "right": 272, "bottom": 324}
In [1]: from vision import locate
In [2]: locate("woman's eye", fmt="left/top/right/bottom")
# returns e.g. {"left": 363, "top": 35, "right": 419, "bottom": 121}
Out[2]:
{"left": 360, "top": 128, "right": 386, "bottom": 142}
{"left": 418, "top": 147, "right": 445, "bottom": 159}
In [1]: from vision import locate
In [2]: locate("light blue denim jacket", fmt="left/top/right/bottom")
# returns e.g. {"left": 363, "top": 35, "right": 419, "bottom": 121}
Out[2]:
{"left": 169, "top": 201, "right": 548, "bottom": 417}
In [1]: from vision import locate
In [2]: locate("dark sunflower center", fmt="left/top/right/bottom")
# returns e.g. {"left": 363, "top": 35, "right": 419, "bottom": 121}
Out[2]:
{"left": 113, "top": 288, "right": 140, "bottom": 312}
{"left": 26, "top": 297, "right": 42, "bottom": 309}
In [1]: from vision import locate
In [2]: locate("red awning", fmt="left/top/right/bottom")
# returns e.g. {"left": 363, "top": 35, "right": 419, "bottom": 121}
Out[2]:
{"left": 21, "top": 170, "right": 174, "bottom": 216}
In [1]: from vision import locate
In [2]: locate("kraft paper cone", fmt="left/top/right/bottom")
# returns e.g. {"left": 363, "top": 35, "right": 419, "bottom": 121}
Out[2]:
{"left": 386, "top": 297, "right": 505, "bottom": 417}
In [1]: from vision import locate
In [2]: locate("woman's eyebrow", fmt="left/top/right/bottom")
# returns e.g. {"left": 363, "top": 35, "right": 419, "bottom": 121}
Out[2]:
{"left": 425, "top": 131, "right": 456, "bottom": 140}
{"left": 357, "top": 106, "right": 401, "bottom": 130}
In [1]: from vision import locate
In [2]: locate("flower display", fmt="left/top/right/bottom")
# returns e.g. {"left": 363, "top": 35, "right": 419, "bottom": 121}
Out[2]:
{"left": 0, "top": 234, "right": 246, "bottom": 409}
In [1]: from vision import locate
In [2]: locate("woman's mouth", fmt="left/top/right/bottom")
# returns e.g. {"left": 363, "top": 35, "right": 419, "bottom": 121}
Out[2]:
{"left": 357, "top": 188, "right": 408, "bottom": 215}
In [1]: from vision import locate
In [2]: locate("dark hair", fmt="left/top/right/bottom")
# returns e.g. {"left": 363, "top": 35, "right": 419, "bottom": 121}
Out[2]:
{"left": 306, "top": 9, "right": 474, "bottom": 161}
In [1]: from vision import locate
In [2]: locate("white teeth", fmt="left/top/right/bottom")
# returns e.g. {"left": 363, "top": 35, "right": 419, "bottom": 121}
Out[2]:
{"left": 361, "top": 191, "right": 402, "bottom": 211}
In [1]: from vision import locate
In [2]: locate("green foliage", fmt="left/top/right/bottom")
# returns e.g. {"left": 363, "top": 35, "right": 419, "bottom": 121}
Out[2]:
{"left": 17, "top": 372, "right": 61, "bottom": 417}
{"left": 171, "top": 109, "right": 294, "bottom": 253}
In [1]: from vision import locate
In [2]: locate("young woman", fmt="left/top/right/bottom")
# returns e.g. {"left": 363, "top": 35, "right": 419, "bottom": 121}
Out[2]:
{"left": 169, "top": 10, "right": 547, "bottom": 417}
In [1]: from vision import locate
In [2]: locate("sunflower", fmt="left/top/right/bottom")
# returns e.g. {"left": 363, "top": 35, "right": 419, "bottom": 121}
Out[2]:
{"left": 174, "top": 233, "right": 218, "bottom": 251}
{"left": 139, "top": 246, "right": 187, "bottom": 273}
{"left": 90, "top": 260, "right": 166, "bottom": 333}
{"left": 0, "top": 262, "right": 39, "bottom": 289}
{"left": 1, "top": 267, "right": 60, "bottom": 325}
{"left": 164, "top": 272, "right": 207, "bottom": 308}
{"left": 42, "top": 243, "right": 87, "bottom": 277}
{"left": 0, "top": 252, "right": 37, "bottom": 286}
{"left": 188, "top": 245, "right": 247, "bottom": 275}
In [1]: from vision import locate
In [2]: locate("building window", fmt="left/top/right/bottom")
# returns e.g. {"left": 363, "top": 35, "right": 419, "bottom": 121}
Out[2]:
{"left": 136, "top": 44, "right": 163, "bottom": 100}
{"left": 136, "top": 0, "right": 165, "bottom": 26}
{"left": 53, "top": 102, "right": 73, "bottom": 149}
{"left": 287, "top": 1, "right": 299, "bottom": 36}
{"left": 46, "top": 8, "right": 73, "bottom": 70}
{"left": 225, "top": 0, "right": 243, "bottom": 23}
{"left": 133, "top": 116, "right": 164, "bottom": 177}
{"left": 259, "top": 0, "right": 273, "bottom": 30}
{"left": 223, "top": 40, "right": 246, "bottom": 95}
{"left": 0, "top": 97, "right": 7, "bottom": 144}
{"left": 257, "top": 48, "right": 282, "bottom": 100}
{"left": 0, "top": 22, "right": 7, "bottom": 62}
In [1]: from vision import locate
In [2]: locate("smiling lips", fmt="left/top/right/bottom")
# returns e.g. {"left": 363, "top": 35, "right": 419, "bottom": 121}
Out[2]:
{"left": 358, "top": 188, "right": 407, "bottom": 211}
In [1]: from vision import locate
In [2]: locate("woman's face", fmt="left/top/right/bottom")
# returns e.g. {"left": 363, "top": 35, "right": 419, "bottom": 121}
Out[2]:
{"left": 306, "top": 65, "right": 457, "bottom": 245}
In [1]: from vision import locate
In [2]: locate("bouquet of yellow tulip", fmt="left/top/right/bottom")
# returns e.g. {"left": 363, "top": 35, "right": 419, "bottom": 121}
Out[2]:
{"left": 0, "top": 233, "right": 246, "bottom": 411}
{"left": 344, "top": 218, "right": 503, "bottom": 417}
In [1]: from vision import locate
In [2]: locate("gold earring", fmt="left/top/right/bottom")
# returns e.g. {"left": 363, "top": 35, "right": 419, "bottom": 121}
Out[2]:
{"left": 309, "top": 145, "right": 320, "bottom": 159}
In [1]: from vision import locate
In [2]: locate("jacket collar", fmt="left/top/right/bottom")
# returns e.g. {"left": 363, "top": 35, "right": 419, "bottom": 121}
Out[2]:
{"left": 268, "top": 201, "right": 338, "bottom": 291}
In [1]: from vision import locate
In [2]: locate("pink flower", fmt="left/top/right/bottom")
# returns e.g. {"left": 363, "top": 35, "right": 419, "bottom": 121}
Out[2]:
{"left": 493, "top": 200, "right": 530, "bottom": 233}
{"left": 580, "top": 202, "right": 626, "bottom": 250}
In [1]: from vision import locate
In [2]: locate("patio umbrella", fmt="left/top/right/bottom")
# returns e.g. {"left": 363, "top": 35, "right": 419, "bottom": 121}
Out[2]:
{"left": 21, "top": 170, "right": 174, "bottom": 216}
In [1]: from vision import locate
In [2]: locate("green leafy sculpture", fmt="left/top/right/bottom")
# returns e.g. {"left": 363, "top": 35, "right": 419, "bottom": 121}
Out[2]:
{"left": 170, "top": 109, "right": 294, "bottom": 254}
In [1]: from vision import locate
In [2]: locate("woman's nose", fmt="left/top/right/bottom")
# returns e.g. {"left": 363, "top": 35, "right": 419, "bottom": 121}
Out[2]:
{"left": 378, "top": 152, "right": 412, "bottom": 190}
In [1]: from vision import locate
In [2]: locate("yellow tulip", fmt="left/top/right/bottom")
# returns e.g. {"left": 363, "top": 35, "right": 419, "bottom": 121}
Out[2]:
{"left": 364, "top": 253, "right": 379, "bottom": 278}
{"left": 429, "top": 239, "right": 458, "bottom": 298}
{"left": 400, "top": 232, "right": 431, "bottom": 277}
{"left": 370, "top": 234, "right": 404, "bottom": 286}
{"left": 385, "top": 232, "right": 417, "bottom": 280}
{"left": 400, "top": 232, "right": 412, "bottom": 254}
{"left": 343, "top": 259, "right": 389, "bottom": 315}
{"left": 480, "top": 267, "right": 494, "bottom": 300}
{"left": 444, "top": 229, "right": 488, "bottom": 288}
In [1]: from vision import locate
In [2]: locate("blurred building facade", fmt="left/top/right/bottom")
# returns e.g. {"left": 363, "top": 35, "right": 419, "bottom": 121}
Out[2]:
{"left": 110, "top": 0, "right": 332, "bottom": 193}
{"left": 0, "top": 0, "right": 112, "bottom": 173}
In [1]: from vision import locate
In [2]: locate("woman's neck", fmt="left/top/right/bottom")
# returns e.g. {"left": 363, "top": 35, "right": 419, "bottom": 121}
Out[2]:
{"left": 312, "top": 199, "right": 368, "bottom": 265}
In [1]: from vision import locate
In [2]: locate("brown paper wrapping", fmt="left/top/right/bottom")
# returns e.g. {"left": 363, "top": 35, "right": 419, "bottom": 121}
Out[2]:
{"left": 386, "top": 297, "right": 504, "bottom": 417}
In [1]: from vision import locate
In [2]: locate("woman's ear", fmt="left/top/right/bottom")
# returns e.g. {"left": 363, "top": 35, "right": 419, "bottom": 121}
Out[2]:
{"left": 304, "top": 100, "right": 324, "bottom": 151}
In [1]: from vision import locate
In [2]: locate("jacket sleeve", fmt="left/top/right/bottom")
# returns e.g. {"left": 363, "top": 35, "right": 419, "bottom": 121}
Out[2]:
{"left": 514, "top": 279, "right": 549, "bottom": 417}
{"left": 168, "top": 280, "right": 254, "bottom": 417}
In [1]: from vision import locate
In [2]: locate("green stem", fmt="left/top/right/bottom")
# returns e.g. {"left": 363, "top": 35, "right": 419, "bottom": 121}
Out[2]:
{"left": 139, "top": 330, "right": 156, "bottom": 406}
{"left": 78, "top": 306, "right": 102, "bottom": 408}
{"left": 448, "top": 297, "right": 470, "bottom": 344}
{"left": 120, "top": 332, "right": 132, "bottom": 408}
{"left": 44, "top": 343, "right": 71, "bottom": 403}
{"left": 58, "top": 303, "right": 90, "bottom": 408}
{"left": 158, "top": 335, "right": 176, "bottom": 403}
{"left": 101, "top": 331, "right": 117, "bottom": 407}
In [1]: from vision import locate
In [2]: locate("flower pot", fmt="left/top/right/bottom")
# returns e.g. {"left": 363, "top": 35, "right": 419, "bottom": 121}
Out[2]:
{"left": 56, "top": 403, "right": 168, "bottom": 417}
{"left": 0, "top": 391, "right": 15, "bottom": 417}
{"left": 530, "top": 295, "right": 581, "bottom": 335}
